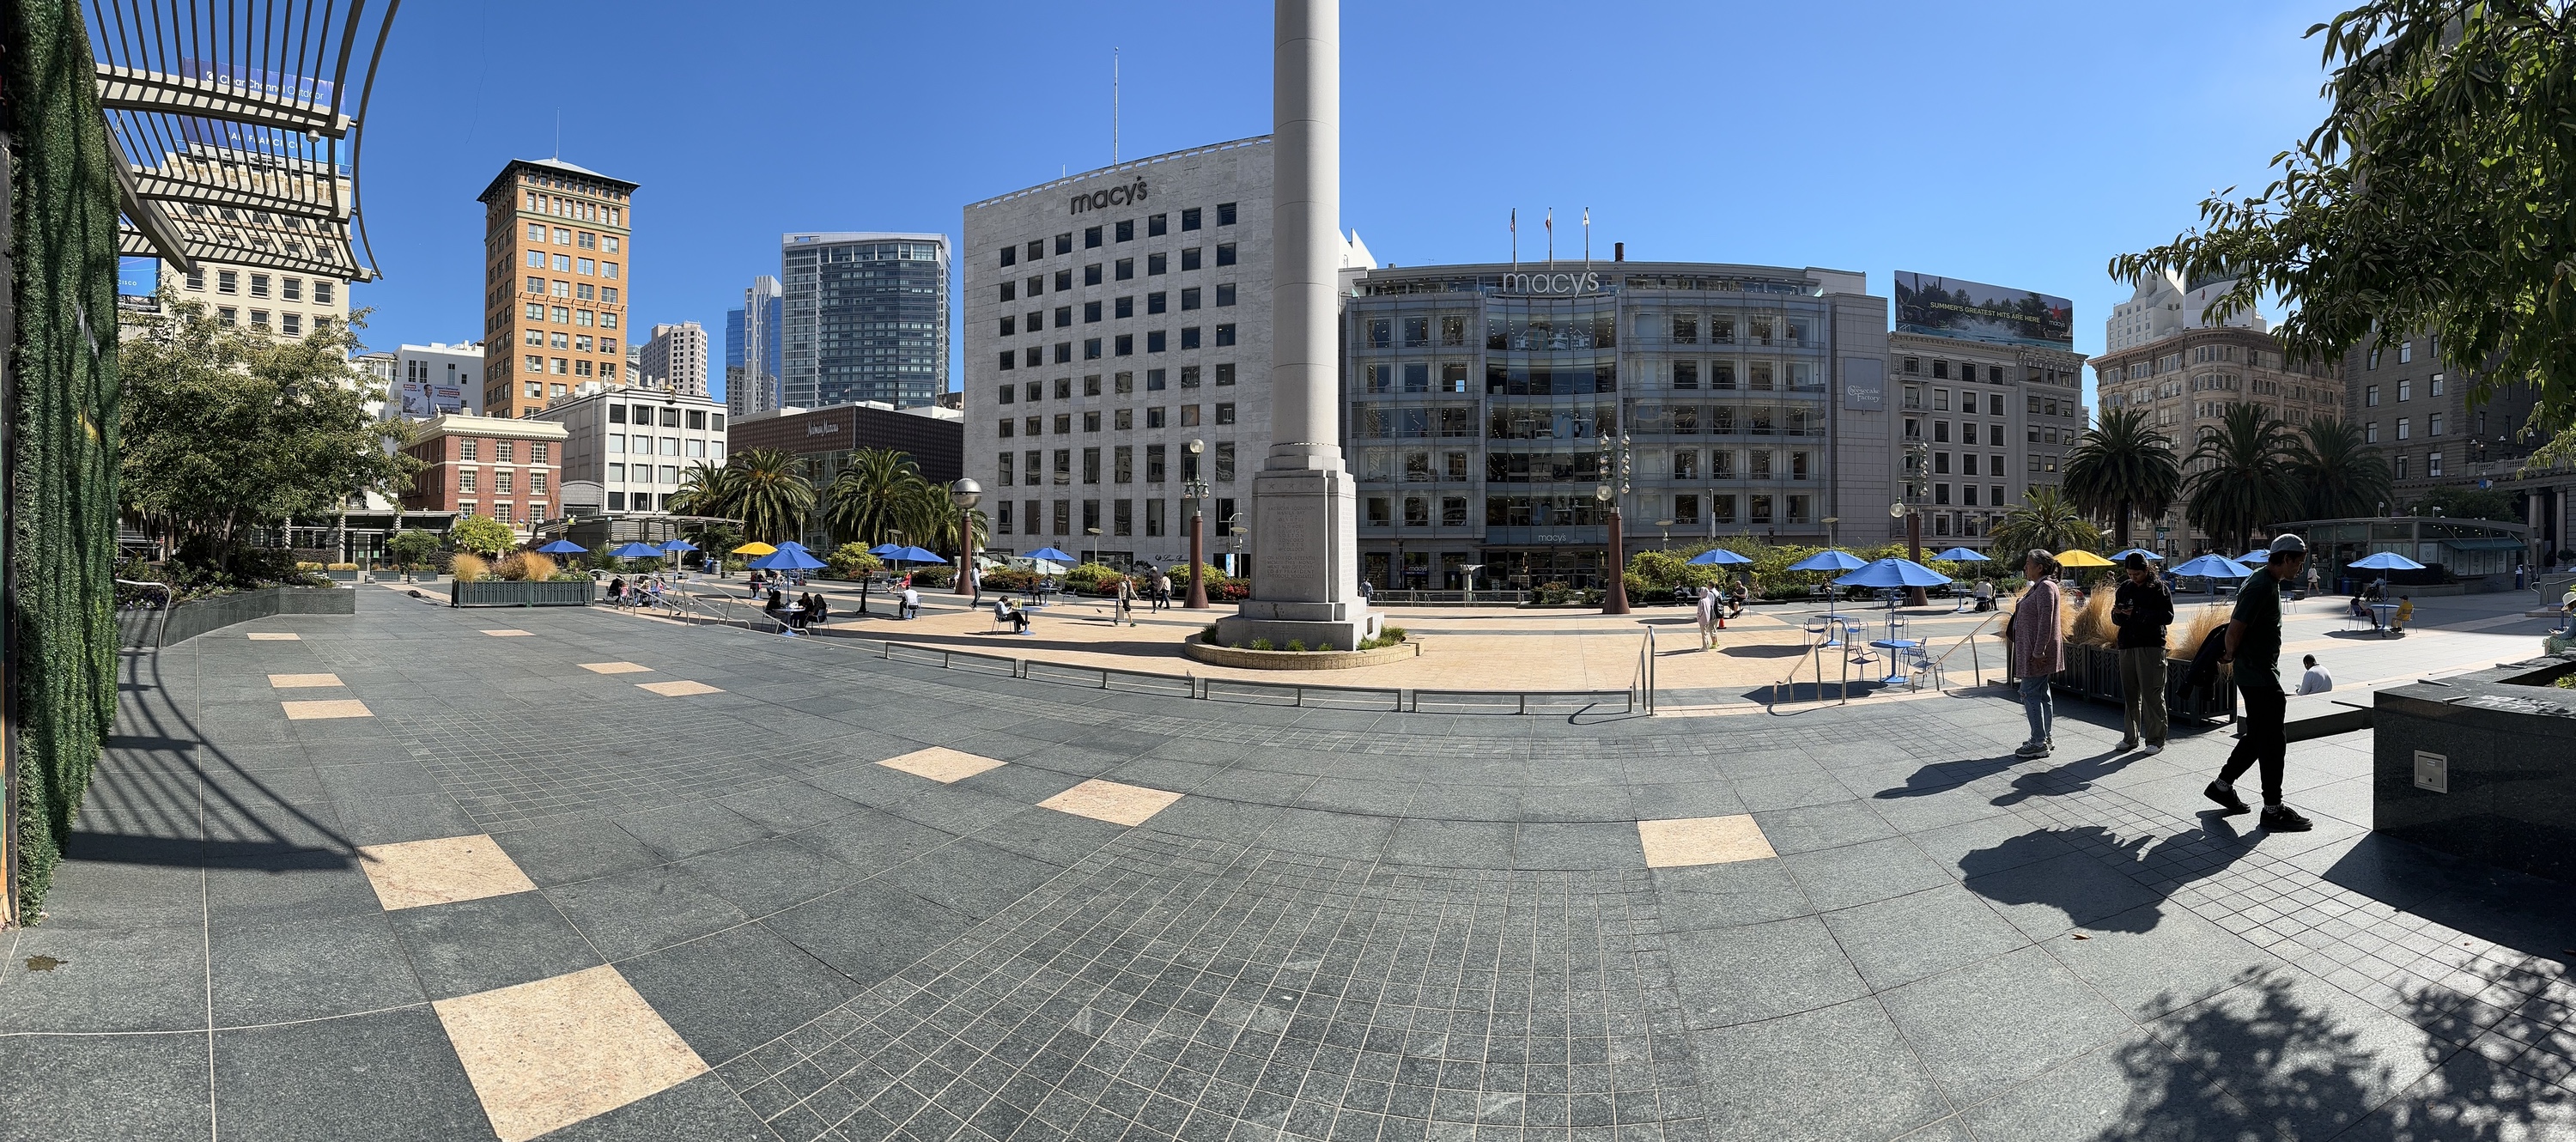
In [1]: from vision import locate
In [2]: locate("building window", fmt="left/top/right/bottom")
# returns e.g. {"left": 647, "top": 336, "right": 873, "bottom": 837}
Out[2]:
{"left": 1084, "top": 225, "right": 1103, "bottom": 249}
{"left": 2428, "top": 452, "right": 2443, "bottom": 477}
{"left": 1215, "top": 243, "right": 1236, "bottom": 267}
{"left": 1215, "top": 403, "right": 1236, "bottom": 425}
{"left": 1181, "top": 247, "right": 1202, "bottom": 271}
{"left": 1147, "top": 331, "right": 1166, "bottom": 353}
{"left": 1182, "top": 207, "right": 1202, "bottom": 230}
{"left": 1214, "top": 325, "right": 1236, "bottom": 347}
{"left": 1217, "top": 202, "right": 1237, "bottom": 225}
{"left": 1215, "top": 363, "right": 1235, "bottom": 386}
{"left": 1115, "top": 334, "right": 1133, "bottom": 356}
{"left": 1084, "top": 264, "right": 1103, "bottom": 287}
{"left": 1216, "top": 283, "right": 1236, "bottom": 307}
{"left": 1115, "top": 258, "right": 1134, "bottom": 281}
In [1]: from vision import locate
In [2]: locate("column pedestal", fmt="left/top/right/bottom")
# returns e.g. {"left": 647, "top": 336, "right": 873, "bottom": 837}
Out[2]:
{"left": 1214, "top": 465, "right": 1377, "bottom": 650}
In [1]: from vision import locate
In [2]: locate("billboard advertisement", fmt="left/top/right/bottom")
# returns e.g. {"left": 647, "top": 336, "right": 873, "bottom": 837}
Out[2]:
{"left": 1893, "top": 271, "right": 2073, "bottom": 349}
{"left": 397, "top": 380, "right": 466, "bottom": 417}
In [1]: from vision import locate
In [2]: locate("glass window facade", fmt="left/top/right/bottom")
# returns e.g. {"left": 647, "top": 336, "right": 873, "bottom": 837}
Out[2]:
{"left": 780, "top": 234, "right": 950, "bottom": 410}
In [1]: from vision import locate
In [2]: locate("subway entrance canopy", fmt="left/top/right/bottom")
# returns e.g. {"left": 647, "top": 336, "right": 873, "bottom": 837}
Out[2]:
{"left": 89, "top": 0, "right": 401, "bottom": 282}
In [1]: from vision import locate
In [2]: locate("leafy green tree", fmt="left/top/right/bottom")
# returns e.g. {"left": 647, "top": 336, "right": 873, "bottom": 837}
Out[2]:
{"left": 724, "top": 447, "right": 814, "bottom": 544}
{"left": 2109, "top": 3, "right": 2576, "bottom": 461}
{"left": 826, "top": 543, "right": 884, "bottom": 580}
{"left": 824, "top": 447, "right": 921, "bottom": 545}
{"left": 1989, "top": 486, "right": 2104, "bottom": 560}
{"left": 119, "top": 295, "right": 411, "bottom": 555}
{"left": 2287, "top": 419, "right": 2393, "bottom": 519}
{"left": 2183, "top": 403, "right": 2304, "bottom": 554}
{"left": 2062, "top": 408, "right": 2183, "bottom": 548}
{"left": 384, "top": 529, "right": 440, "bottom": 570}
{"left": 448, "top": 515, "right": 518, "bottom": 558}
{"left": 2409, "top": 484, "right": 2518, "bottom": 522}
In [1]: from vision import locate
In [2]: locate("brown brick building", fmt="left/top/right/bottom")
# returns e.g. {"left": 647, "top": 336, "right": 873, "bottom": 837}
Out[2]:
{"left": 398, "top": 414, "right": 571, "bottom": 538}
{"left": 477, "top": 159, "right": 638, "bottom": 418}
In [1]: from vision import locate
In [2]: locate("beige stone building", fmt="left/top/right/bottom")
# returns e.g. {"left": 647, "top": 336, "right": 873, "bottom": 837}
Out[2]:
{"left": 2089, "top": 325, "right": 2344, "bottom": 555}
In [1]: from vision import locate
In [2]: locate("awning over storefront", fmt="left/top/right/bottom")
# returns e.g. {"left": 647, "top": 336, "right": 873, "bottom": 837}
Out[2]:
{"left": 2441, "top": 538, "right": 2526, "bottom": 552}
{"left": 89, "top": 0, "right": 400, "bottom": 280}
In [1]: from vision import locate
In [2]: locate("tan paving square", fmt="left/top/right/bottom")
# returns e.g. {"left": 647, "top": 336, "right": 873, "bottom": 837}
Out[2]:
{"left": 357, "top": 834, "right": 538, "bottom": 912}
{"left": 578, "top": 661, "right": 652, "bottom": 674}
{"left": 1040, "top": 778, "right": 1184, "bottom": 827}
{"left": 1637, "top": 814, "right": 1776, "bottom": 868}
{"left": 635, "top": 679, "right": 721, "bottom": 696}
{"left": 267, "top": 672, "right": 344, "bottom": 689}
{"left": 434, "top": 963, "right": 708, "bottom": 1142}
{"left": 876, "top": 747, "right": 1007, "bottom": 784}
{"left": 246, "top": 632, "right": 301, "bottom": 641}
{"left": 481, "top": 629, "right": 535, "bottom": 637}
{"left": 280, "top": 698, "right": 373, "bottom": 720}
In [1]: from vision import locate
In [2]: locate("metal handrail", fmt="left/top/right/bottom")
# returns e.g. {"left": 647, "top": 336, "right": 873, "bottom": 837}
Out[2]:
{"left": 1929, "top": 611, "right": 2005, "bottom": 689}
{"left": 1635, "top": 629, "right": 1656, "bottom": 714}
{"left": 114, "top": 578, "right": 174, "bottom": 647}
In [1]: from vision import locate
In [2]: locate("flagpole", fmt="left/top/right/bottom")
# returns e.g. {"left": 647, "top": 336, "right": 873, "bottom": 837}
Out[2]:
{"left": 1510, "top": 208, "right": 1516, "bottom": 271}
{"left": 1583, "top": 207, "right": 1591, "bottom": 271}
{"left": 1546, "top": 208, "right": 1553, "bottom": 269}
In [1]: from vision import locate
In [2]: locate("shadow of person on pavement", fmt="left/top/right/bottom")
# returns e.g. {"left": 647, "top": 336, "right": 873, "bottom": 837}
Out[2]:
{"left": 1872, "top": 752, "right": 2026, "bottom": 799}
{"left": 1990, "top": 748, "right": 2154, "bottom": 805}
{"left": 1959, "top": 814, "right": 2262, "bottom": 935}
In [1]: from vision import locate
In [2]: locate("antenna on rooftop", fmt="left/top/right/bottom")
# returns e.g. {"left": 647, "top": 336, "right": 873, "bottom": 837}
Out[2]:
{"left": 1113, "top": 48, "right": 1121, "bottom": 164}
{"left": 552, "top": 109, "right": 561, "bottom": 160}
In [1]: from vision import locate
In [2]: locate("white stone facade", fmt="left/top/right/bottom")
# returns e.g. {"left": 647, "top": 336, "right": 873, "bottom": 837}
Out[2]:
{"left": 962, "top": 137, "right": 1273, "bottom": 572}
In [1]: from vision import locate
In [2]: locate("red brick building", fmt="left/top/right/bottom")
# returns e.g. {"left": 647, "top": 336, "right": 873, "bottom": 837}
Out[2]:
{"left": 398, "top": 414, "right": 571, "bottom": 538}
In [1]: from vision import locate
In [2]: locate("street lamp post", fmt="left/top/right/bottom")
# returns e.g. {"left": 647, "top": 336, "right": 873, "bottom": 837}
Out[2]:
{"left": 1901, "top": 440, "right": 1929, "bottom": 605}
{"left": 1182, "top": 475, "right": 1211, "bottom": 609}
{"left": 1600, "top": 431, "right": 1631, "bottom": 615}
{"left": 949, "top": 477, "right": 981, "bottom": 598}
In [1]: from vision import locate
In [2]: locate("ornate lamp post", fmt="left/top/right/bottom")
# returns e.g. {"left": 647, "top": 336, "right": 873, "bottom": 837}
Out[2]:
{"left": 1183, "top": 472, "right": 1212, "bottom": 609}
{"left": 949, "top": 477, "right": 981, "bottom": 597}
{"left": 1599, "top": 431, "right": 1631, "bottom": 615}
{"left": 1900, "top": 440, "right": 1930, "bottom": 605}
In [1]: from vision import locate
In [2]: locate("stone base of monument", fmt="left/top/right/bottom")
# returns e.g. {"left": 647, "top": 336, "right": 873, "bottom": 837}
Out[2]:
{"left": 2372, "top": 655, "right": 2576, "bottom": 885}
{"left": 1212, "top": 604, "right": 1382, "bottom": 656}
{"left": 1184, "top": 635, "right": 1413, "bottom": 671}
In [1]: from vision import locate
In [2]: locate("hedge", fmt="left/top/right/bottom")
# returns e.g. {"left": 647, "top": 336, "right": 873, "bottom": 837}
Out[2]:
{"left": 8, "top": 0, "right": 125, "bottom": 920}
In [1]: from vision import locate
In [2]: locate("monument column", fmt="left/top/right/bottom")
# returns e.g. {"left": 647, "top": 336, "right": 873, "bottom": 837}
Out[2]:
{"left": 1215, "top": 0, "right": 1376, "bottom": 650}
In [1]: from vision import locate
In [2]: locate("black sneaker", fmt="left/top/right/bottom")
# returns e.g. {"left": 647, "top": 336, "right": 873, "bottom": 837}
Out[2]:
{"left": 2204, "top": 781, "right": 2251, "bottom": 814}
{"left": 2260, "top": 805, "right": 2314, "bottom": 832}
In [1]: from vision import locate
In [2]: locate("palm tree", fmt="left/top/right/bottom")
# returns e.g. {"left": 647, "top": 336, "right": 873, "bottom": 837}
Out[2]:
{"left": 666, "top": 460, "right": 736, "bottom": 519}
{"left": 2286, "top": 419, "right": 2392, "bottom": 519}
{"left": 1989, "top": 486, "right": 2103, "bottom": 560}
{"left": 2182, "top": 403, "right": 2303, "bottom": 554}
{"left": 2062, "top": 408, "right": 2182, "bottom": 549}
{"left": 722, "top": 447, "right": 814, "bottom": 544}
{"left": 824, "top": 447, "right": 921, "bottom": 546}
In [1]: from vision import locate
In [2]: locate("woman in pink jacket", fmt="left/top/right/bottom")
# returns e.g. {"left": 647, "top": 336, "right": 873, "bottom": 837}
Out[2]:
{"left": 2011, "top": 550, "right": 2064, "bottom": 757}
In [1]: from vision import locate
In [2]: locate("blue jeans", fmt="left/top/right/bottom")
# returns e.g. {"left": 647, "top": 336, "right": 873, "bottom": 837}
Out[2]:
{"left": 2020, "top": 674, "right": 2053, "bottom": 745}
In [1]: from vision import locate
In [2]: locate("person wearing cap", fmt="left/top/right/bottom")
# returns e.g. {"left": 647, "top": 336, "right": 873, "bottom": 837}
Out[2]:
{"left": 2208, "top": 532, "right": 2315, "bottom": 831}
{"left": 2111, "top": 551, "right": 2174, "bottom": 753}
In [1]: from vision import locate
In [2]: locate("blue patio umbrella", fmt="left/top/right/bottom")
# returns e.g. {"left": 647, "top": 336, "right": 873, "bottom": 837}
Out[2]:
{"left": 609, "top": 542, "right": 663, "bottom": 559}
{"left": 1686, "top": 548, "right": 1753, "bottom": 566}
{"left": 888, "top": 545, "right": 943, "bottom": 565}
{"left": 2348, "top": 551, "right": 2427, "bottom": 572}
{"left": 2109, "top": 548, "right": 2160, "bottom": 562}
{"left": 1025, "top": 546, "right": 1077, "bottom": 564}
{"left": 1787, "top": 549, "right": 1866, "bottom": 573}
{"left": 2238, "top": 550, "right": 2274, "bottom": 565}
{"left": 747, "top": 549, "right": 827, "bottom": 571}
{"left": 1832, "top": 557, "right": 1953, "bottom": 589}
{"left": 2172, "top": 555, "right": 2253, "bottom": 579}
{"left": 535, "top": 539, "right": 586, "bottom": 555}
{"left": 866, "top": 543, "right": 902, "bottom": 556}
{"left": 660, "top": 539, "right": 698, "bottom": 553}
{"left": 1929, "top": 547, "right": 1989, "bottom": 562}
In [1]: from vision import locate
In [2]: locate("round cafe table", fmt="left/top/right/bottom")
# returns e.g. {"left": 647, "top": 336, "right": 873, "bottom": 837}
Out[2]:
{"left": 1870, "top": 640, "right": 1920, "bottom": 685}
{"left": 2369, "top": 601, "right": 2400, "bottom": 635}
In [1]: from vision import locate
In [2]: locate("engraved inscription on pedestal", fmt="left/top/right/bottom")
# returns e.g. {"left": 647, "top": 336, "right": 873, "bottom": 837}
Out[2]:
{"left": 1265, "top": 501, "right": 1321, "bottom": 595}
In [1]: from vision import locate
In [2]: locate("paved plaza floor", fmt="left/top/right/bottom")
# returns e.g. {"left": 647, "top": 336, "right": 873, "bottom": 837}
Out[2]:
{"left": 682, "top": 578, "right": 2556, "bottom": 713}
{"left": 3, "top": 587, "right": 2572, "bottom": 1141}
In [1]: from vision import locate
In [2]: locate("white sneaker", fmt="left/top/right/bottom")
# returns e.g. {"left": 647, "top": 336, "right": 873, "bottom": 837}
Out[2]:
{"left": 2139, "top": 744, "right": 2163, "bottom": 756}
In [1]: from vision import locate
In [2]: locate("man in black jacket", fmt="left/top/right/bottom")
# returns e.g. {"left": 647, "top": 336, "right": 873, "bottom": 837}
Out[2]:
{"left": 2111, "top": 552, "right": 2175, "bottom": 753}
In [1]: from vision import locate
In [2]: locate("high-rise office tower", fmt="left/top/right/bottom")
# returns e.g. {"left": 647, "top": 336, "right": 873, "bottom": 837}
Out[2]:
{"left": 726, "top": 275, "right": 782, "bottom": 417}
{"left": 780, "top": 233, "right": 949, "bottom": 410}
{"left": 641, "top": 321, "right": 709, "bottom": 398}
{"left": 478, "top": 159, "right": 637, "bottom": 418}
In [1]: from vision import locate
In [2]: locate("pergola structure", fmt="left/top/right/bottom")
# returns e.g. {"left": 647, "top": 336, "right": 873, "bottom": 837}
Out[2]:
{"left": 88, "top": 0, "right": 400, "bottom": 282}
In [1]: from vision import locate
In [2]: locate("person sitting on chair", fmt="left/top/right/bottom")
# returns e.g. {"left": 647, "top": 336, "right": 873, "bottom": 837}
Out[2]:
{"left": 805, "top": 592, "right": 829, "bottom": 629}
{"left": 2392, "top": 596, "right": 2415, "bottom": 634}
{"left": 763, "top": 587, "right": 789, "bottom": 632}
{"left": 995, "top": 595, "right": 1030, "bottom": 635}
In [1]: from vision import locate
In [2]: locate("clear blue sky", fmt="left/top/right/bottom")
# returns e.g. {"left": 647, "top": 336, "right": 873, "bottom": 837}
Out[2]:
{"left": 346, "top": 1, "right": 2333, "bottom": 410}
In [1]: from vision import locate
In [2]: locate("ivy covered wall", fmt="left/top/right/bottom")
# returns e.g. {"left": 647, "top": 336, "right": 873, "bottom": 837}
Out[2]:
{"left": 7, "top": 0, "right": 124, "bottom": 920}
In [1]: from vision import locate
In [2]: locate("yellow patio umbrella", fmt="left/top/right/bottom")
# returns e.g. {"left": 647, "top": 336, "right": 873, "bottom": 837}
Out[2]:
{"left": 2056, "top": 550, "right": 2115, "bottom": 568}
{"left": 731, "top": 542, "right": 778, "bottom": 556}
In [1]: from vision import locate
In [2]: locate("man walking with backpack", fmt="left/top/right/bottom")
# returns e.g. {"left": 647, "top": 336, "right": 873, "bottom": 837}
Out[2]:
{"left": 2208, "top": 533, "right": 2314, "bottom": 832}
{"left": 2111, "top": 552, "right": 2174, "bottom": 754}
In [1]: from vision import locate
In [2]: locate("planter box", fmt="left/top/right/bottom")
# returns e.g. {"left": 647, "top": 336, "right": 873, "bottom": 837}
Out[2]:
{"left": 2009, "top": 641, "right": 2233, "bottom": 723}
{"left": 447, "top": 580, "right": 598, "bottom": 608}
{"left": 1182, "top": 638, "right": 1419, "bottom": 671}
{"left": 125, "top": 586, "right": 357, "bottom": 647}
{"left": 2372, "top": 657, "right": 2576, "bottom": 884}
